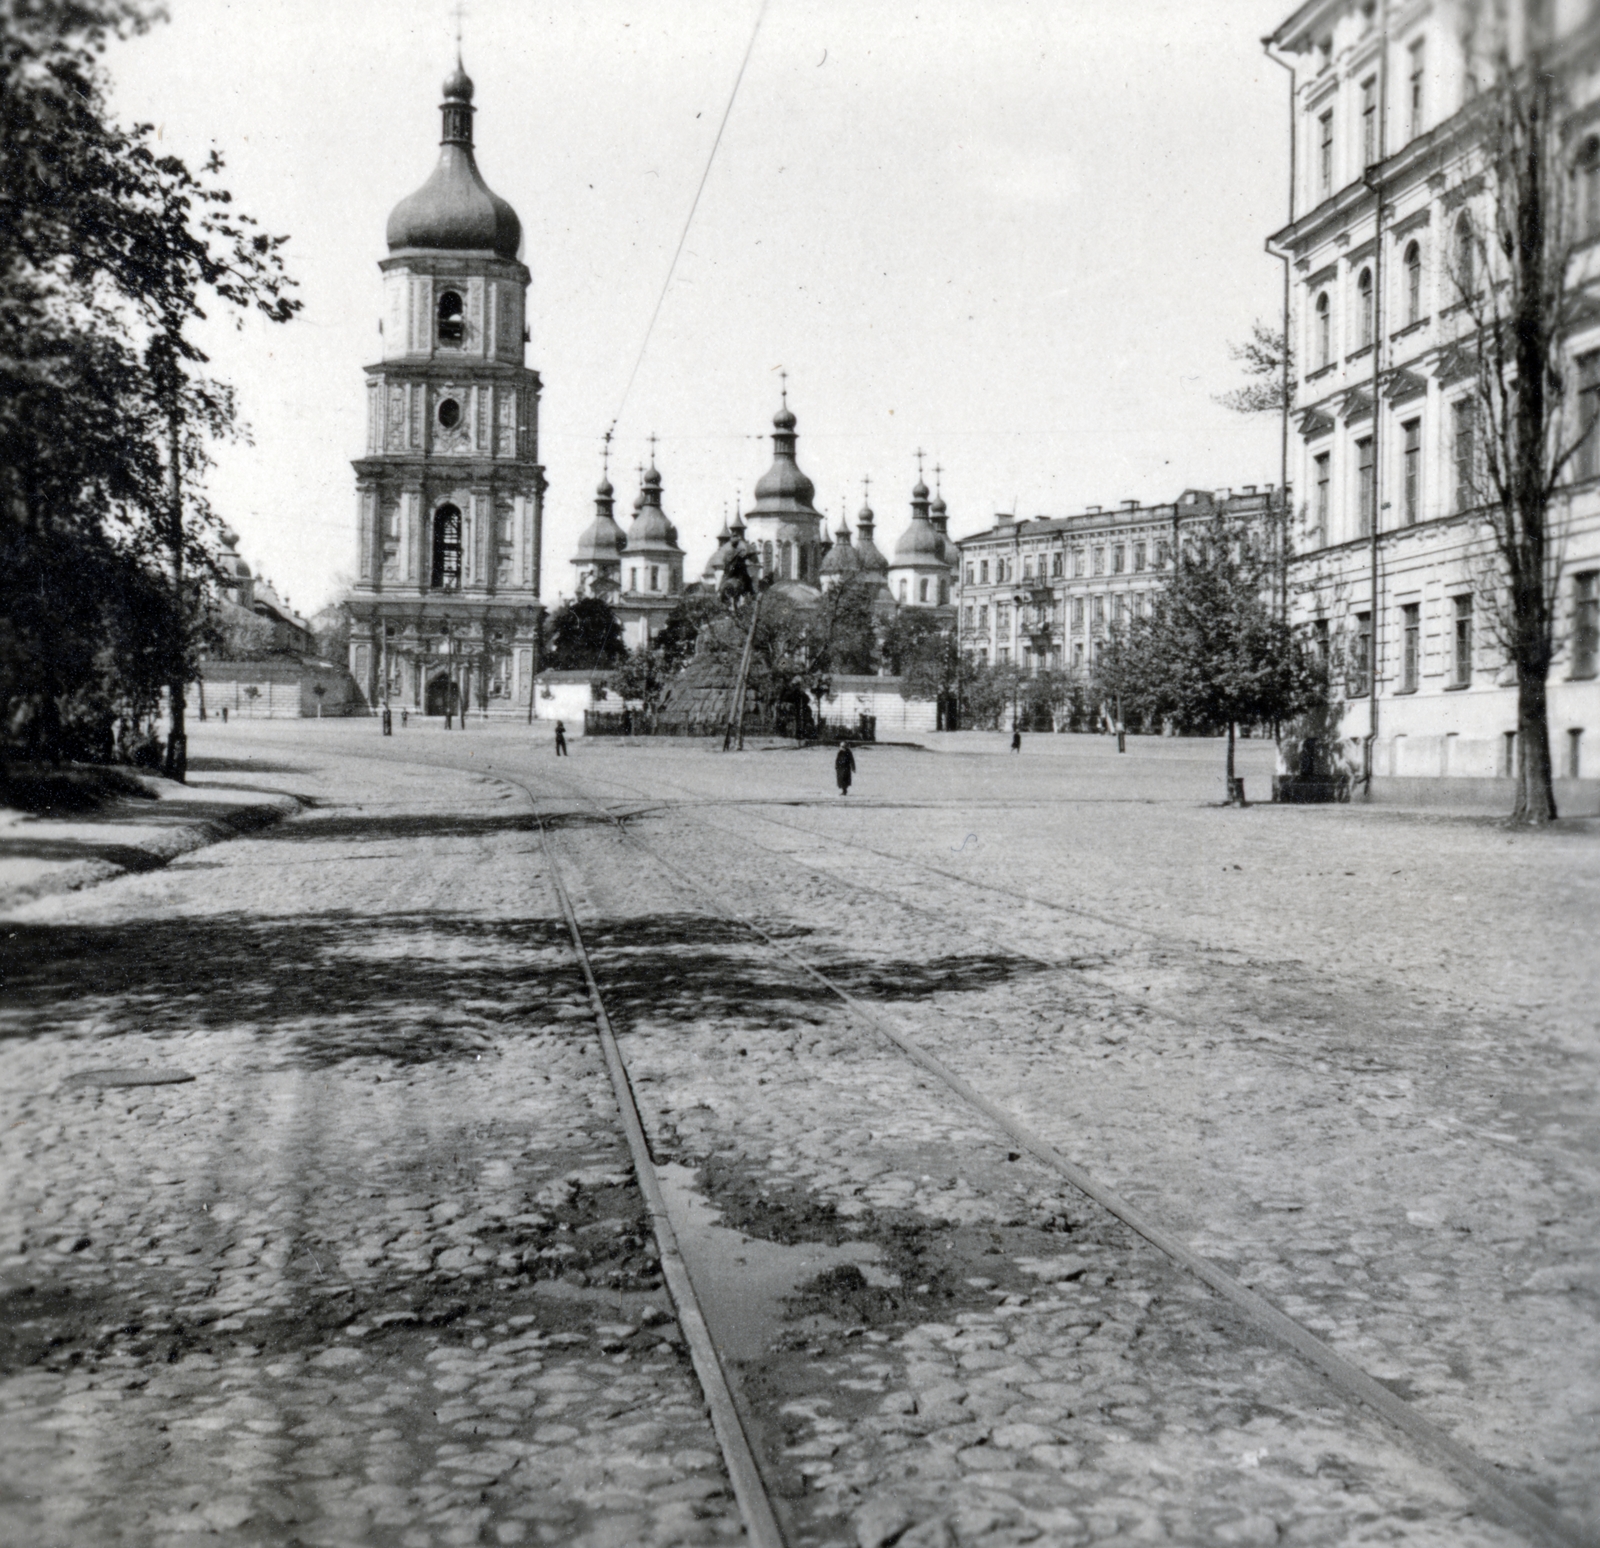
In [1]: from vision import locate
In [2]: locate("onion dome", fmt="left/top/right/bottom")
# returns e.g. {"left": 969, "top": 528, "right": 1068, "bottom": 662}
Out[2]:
{"left": 625, "top": 464, "right": 684, "bottom": 554}
{"left": 703, "top": 515, "right": 736, "bottom": 580}
{"left": 819, "top": 518, "right": 860, "bottom": 579}
{"left": 854, "top": 501, "right": 889, "bottom": 574}
{"left": 574, "top": 476, "right": 626, "bottom": 562}
{"left": 749, "top": 398, "right": 820, "bottom": 518}
{"left": 894, "top": 476, "right": 941, "bottom": 561}
{"left": 386, "top": 61, "right": 522, "bottom": 260}
{"left": 930, "top": 493, "right": 952, "bottom": 562}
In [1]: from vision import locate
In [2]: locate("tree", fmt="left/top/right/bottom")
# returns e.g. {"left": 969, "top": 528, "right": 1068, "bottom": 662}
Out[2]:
{"left": 545, "top": 596, "right": 626, "bottom": 670}
{"left": 1216, "top": 320, "right": 1294, "bottom": 416}
{"left": 1112, "top": 512, "right": 1325, "bottom": 795}
{"left": 1451, "top": 6, "right": 1584, "bottom": 824}
{"left": 614, "top": 647, "right": 671, "bottom": 720}
{"left": 2, "top": 0, "right": 300, "bottom": 779}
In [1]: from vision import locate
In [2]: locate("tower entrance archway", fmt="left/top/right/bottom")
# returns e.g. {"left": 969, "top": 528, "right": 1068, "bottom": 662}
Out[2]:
{"left": 425, "top": 675, "right": 460, "bottom": 717}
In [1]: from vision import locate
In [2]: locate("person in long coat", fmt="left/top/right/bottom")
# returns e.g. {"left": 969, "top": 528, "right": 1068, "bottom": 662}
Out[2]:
{"left": 835, "top": 741, "right": 856, "bottom": 796}
{"left": 554, "top": 720, "right": 568, "bottom": 756}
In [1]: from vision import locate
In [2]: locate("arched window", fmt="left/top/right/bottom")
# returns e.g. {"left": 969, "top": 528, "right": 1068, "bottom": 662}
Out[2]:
{"left": 1357, "top": 267, "right": 1374, "bottom": 347}
{"left": 898, "top": 579, "right": 908, "bottom": 602}
{"left": 1454, "top": 213, "right": 1476, "bottom": 301}
{"left": 1315, "top": 291, "right": 1331, "bottom": 367}
{"left": 919, "top": 578, "right": 930, "bottom": 603}
{"left": 762, "top": 540, "right": 773, "bottom": 575}
{"left": 1577, "top": 136, "right": 1600, "bottom": 239}
{"left": 1404, "top": 241, "right": 1422, "bottom": 324}
{"left": 437, "top": 290, "right": 465, "bottom": 346}
{"left": 431, "top": 504, "right": 462, "bottom": 590}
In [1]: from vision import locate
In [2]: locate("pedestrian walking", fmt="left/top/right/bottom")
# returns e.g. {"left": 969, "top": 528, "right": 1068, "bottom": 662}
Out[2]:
{"left": 554, "top": 720, "right": 568, "bottom": 757}
{"left": 1011, "top": 728, "right": 1022, "bottom": 754}
{"left": 834, "top": 740, "right": 855, "bottom": 796}
{"left": 220, "top": 706, "right": 228, "bottom": 724}
{"left": 381, "top": 705, "right": 392, "bottom": 736}
{"left": 400, "top": 707, "right": 408, "bottom": 727}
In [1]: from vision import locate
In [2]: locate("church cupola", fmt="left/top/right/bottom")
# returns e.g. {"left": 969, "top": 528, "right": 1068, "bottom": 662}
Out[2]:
{"left": 386, "top": 60, "right": 522, "bottom": 260}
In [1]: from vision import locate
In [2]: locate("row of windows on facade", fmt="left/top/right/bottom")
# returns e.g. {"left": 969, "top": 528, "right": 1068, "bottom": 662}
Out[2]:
{"left": 1309, "top": 142, "right": 1600, "bottom": 376}
{"left": 1327, "top": 573, "right": 1598, "bottom": 698}
{"left": 1309, "top": 371, "right": 1600, "bottom": 541}
{"left": 965, "top": 591, "right": 1154, "bottom": 635}
{"left": 899, "top": 576, "right": 951, "bottom": 604}
{"left": 1308, "top": 219, "right": 1474, "bottom": 372}
{"left": 966, "top": 639, "right": 1100, "bottom": 671}
{"left": 1313, "top": 35, "right": 1429, "bottom": 200}
{"left": 966, "top": 540, "right": 1165, "bottom": 587}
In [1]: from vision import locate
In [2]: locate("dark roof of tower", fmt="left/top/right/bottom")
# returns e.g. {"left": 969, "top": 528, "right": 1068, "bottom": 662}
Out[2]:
{"left": 386, "top": 62, "right": 523, "bottom": 260}
{"left": 749, "top": 399, "right": 820, "bottom": 517}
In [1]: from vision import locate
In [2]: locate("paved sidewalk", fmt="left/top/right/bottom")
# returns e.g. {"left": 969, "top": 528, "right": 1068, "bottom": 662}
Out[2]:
{"left": 0, "top": 760, "right": 305, "bottom": 912}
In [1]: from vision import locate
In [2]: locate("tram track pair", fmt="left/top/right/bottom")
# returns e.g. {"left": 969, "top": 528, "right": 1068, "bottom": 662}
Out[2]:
{"left": 519, "top": 757, "right": 1589, "bottom": 1548}
{"left": 327, "top": 741, "right": 1590, "bottom": 1548}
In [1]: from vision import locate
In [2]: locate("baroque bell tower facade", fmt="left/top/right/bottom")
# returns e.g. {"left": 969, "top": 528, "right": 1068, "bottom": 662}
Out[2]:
{"left": 347, "top": 61, "right": 544, "bottom": 717}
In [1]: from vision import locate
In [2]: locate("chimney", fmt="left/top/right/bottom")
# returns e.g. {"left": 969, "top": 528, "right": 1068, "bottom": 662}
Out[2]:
{"left": 1243, "top": 485, "right": 1258, "bottom": 496}
{"left": 1085, "top": 504, "right": 1102, "bottom": 513}
{"left": 995, "top": 512, "right": 1016, "bottom": 529}
{"left": 1214, "top": 487, "right": 1231, "bottom": 501}
{"left": 1120, "top": 499, "right": 1139, "bottom": 510}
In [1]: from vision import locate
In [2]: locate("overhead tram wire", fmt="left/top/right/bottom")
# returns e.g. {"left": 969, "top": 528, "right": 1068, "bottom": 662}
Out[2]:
{"left": 605, "top": 0, "right": 772, "bottom": 448}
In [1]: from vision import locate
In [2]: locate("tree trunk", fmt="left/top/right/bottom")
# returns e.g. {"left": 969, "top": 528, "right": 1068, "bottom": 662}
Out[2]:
{"left": 1513, "top": 659, "right": 1558, "bottom": 823}
{"left": 1226, "top": 720, "right": 1237, "bottom": 802}
{"left": 162, "top": 397, "right": 187, "bottom": 784}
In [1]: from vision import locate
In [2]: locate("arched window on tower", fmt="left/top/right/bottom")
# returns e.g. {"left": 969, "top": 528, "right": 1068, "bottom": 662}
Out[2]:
{"left": 431, "top": 504, "right": 462, "bottom": 590}
{"left": 437, "top": 290, "right": 465, "bottom": 347}
{"left": 1404, "top": 241, "right": 1422, "bottom": 325}
{"left": 1356, "top": 267, "right": 1374, "bottom": 348}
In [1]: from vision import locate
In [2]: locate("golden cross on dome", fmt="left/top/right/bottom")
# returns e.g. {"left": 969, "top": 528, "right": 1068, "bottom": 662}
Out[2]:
{"left": 862, "top": 474, "right": 871, "bottom": 503}
{"left": 601, "top": 425, "right": 612, "bottom": 479}
{"left": 779, "top": 368, "right": 788, "bottom": 407}
{"left": 915, "top": 449, "right": 926, "bottom": 481}
{"left": 647, "top": 432, "right": 659, "bottom": 467}
{"left": 933, "top": 461, "right": 943, "bottom": 493}
{"left": 453, "top": 0, "right": 466, "bottom": 51}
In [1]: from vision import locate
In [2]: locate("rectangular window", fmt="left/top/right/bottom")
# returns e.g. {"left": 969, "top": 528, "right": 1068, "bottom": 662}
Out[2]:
{"left": 1313, "top": 617, "right": 1330, "bottom": 671}
{"left": 1401, "top": 602, "right": 1420, "bottom": 691}
{"left": 1357, "top": 435, "right": 1375, "bottom": 535}
{"left": 1575, "top": 354, "right": 1600, "bottom": 482}
{"left": 980, "top": 560, "right": 989, "bottom": 584}
{"left": 1023, "top": 557, "right": 1033, "bottom": 580}
{"left": 1112, "top": 594, "right": 1125, "bottom": 626}
{"left": 978, "top": 604, "right": 989, "bottom": 631}
{"left": 965, "top": 565, "right": 974, "bottom": 585}
{"left": 1362, "top": 76, "right": 1378, "bottom": 166}
{"left": 1113, "top": 545, "right": 1126, "bottom": 574}
{"left": 1569, "top": 728, "right": 1584, "bottom": 779}
{"left": 1402, "top": 418, "right": 1422, "bottom": 524}
{"left": 996, "top": 603, "right": 1009, "bottom": 632}
{"left": 964, "top": 605, "right": 974, "bottom": 629}
{"left": 997, "top": 646, "right": 1010, "bottom": 665}
{"left": 1408, "top": 38, "right": 1426, "bottom": 140}
{"left": 1452, "top": 594, "right": 1473, "bottom": 686}
{"left": 1073, "top": 641, "right": 1084, "bottom": 670}
{"left": 1319, "top": 109, "right": 1334, "bottom": 194}
{"left": 629, "top": 567, "right": 638, "bottom": 591}
{"left": 1073, "top": 550, "right": 1085, "bottom": 577}
{"left": 1071, "top": 597, "right": 1085, "bottom": 630}
{"left": 1351, "top": 611, "right": 1372, "bottom": 696}
{"left": 649, "top": 565, "right": 660, "bottom": 591}
{"left": 1092, "top": 596, "right": 1105, "bottom": 627}
{"left": 1156, "top": 540, "right": 1171, "bottom": 569}
{"left": 1453, "top": 398, "right": 1479, "bottom": 509}
{"left": 1093, "top": 548, "right": 1106, "bottom": 576}
{"left": 1573, "top": 572, "right": 1598, "bottom": 677}
{"left": 1133, "top": 542, "right": 1146, "bottom": 572}
{"left": 1314, "top": 451, "right": 1331, "bottom": 543}
{"left": 1052, "top": 552, "right": 1063, "bottom": 578}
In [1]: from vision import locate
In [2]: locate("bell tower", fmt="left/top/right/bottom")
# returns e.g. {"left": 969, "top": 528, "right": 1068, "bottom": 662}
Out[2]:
{"left": 347, "top": 59, "right": 544, "bottom": 718}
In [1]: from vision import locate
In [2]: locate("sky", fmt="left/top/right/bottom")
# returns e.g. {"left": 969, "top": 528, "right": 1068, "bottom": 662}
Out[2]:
{"left": 108, "top": 0, "right": 1296, "bottom": 617}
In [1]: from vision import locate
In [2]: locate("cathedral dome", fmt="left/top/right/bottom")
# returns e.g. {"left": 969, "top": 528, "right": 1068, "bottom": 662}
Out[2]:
{"left": 819, "top": 521, "right": 859, "bottom": 579}
{"left": 749, "top": 399, "right": 819, "bottom": 516}
{"left": 894, "top": 516, "right": 943, "bottom": 561}
{"left": 386, "top": 63, "right": 523, "bottom": 260}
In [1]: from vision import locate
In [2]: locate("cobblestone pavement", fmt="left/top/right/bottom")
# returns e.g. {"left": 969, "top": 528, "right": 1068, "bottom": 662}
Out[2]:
{"left": 0, "top": 746, "right": 742, "bottom": 1547}
{"left": 4, "top": 724, "right": 1596, "bottom": 1548}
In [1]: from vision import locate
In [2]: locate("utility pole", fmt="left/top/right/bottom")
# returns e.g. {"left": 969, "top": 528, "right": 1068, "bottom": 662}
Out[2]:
{"left": 160, "top": 337, "right": 188, "bottom": 784}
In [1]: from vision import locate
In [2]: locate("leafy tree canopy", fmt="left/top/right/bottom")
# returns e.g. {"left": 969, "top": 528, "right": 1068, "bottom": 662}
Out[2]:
{"left": 546, "top": 596, "right": 627, "bottom": 671}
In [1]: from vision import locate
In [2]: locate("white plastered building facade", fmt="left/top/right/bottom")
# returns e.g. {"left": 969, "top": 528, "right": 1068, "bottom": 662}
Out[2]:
{"left": 1269, "top": 0, "right": 1600, "bottom": 807}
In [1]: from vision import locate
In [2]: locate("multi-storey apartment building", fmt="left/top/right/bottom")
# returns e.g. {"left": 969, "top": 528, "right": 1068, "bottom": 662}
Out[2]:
{"left": 1268, "top": 0, "right": 1600, "bottom": 807}
{"left": 956, "top": 487, "right": 1285, "bottom": 673}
